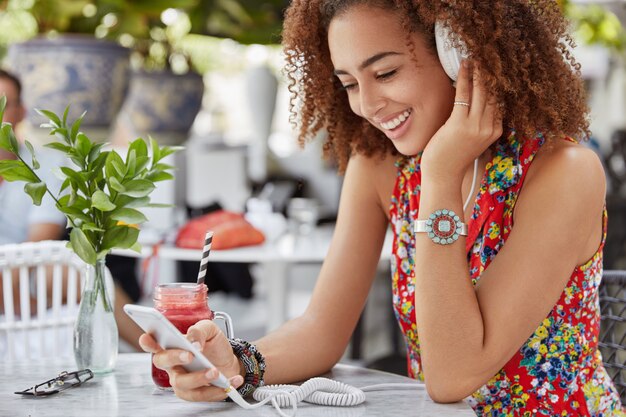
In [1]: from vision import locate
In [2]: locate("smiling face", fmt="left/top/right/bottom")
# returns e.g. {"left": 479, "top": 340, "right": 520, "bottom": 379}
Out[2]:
{"left": 328, "top": 5, "right": 456, "bottom": 155}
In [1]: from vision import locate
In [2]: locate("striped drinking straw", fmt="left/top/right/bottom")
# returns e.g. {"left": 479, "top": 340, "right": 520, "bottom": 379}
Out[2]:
{"left": 196, "top": 230, "right": 214, "bottom": 285}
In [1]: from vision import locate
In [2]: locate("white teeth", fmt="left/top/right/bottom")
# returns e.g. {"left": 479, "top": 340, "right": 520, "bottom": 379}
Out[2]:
{"left": 380, "top": 110, "right": 411, "bottom": 130}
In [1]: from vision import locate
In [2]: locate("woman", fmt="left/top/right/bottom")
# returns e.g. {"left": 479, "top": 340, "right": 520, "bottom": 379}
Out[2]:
{"left": 140, "top": 1, "right": 624, "bottom": 414}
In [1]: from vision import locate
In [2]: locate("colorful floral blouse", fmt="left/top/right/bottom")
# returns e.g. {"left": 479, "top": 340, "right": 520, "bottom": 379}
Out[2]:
{"left": 389, "top": 131, "right": 624, "bottom": 416}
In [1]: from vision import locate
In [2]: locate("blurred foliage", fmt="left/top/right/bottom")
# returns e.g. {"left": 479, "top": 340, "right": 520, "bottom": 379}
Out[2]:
{"left": 0, "top": 0, "right": 287, "bottom": 72}
{"left": 561, "top": 0, "right": 626, "bottom": 54}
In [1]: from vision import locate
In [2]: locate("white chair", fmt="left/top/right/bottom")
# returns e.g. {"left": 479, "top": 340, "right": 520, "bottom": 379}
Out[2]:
{"left": 0, "top": 240, "right": 113, "bottom": 362}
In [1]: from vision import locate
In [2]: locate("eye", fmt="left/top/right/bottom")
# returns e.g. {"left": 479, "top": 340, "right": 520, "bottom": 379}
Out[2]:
{"left": 341, "top": 83, "right": 358, "bottom": 91}
{"left": 376, "top": 69, "right": 397, "bottom": 81}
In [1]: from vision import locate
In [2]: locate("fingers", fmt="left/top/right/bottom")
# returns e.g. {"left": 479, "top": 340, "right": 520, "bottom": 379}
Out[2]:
{"left": 469, "top": 65, "right": 487, "bottom": 118}
{"left": 452, "top": 60, "right": 472, "bottom": 117}
{"left": 452, "top": 61, "right": 502, "bottom": 142}
{"left": 171, "top": 360, "right": 244, "bottom": 402}
{"left": 140, "top": 320, "right": 243, "bottom": 404}
{"left": 483, "top": 100, "right": 504, "bottom": 141}
{"left": 186, "top": 319, "right": 222, "bottom": 348}
{"left": 171, "top": 367, "right": 242, "bottom": 392}
{"left": 169, "top": 368, "right": 244, "bottom": 402}
{"left": 138, "top": 333, "right": 161, "bottom": 353}
{"left": 152, "top": 348, "right": 194, "bottom": 370}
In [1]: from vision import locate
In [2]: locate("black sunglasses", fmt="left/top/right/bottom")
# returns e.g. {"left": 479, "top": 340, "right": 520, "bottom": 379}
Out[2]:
{"left": 14, "top": 369, "right": 94, "bottom": 397}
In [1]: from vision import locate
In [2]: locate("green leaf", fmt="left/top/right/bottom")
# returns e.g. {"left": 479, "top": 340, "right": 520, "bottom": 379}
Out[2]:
{"left": 58, "top": 193, "right": 90, "bottom": 210}
{"left": 109, "top": 176, "right": 126, "bottom": 193}
{"left": 35, "top": 109, "right": 62, "bottom": 127}
{"left": 68, "top": 189, "right": 77, "bottom": 206}
{"left": 148, "top": 202, "right": 173, "bottom": 208}
{"left": 119, "top": 179, "right": 155, "bottom": 198}
{"left": 51, "top": 127, "right": 70, "bottom": 144}
{"left": 70, "top": 228, "right": 97, "bottom": 265}
{"left": 91, "top": 190, "right": 116, "bottom": 211}
{"left": 101, "top": 225, "right": 139, "bottom": 251}
{"left": 129, "top": 242, "right": 142, "bottom": 253}
{"left": 110, "top": 207, "right": 148, "bottom": 224}
{"left": 134, "top": 156, "right": 150, "bottom": 175}
{"left": 82, "top": 223, "right": 105, "bottom": 233}
{"left": 88, "top": 143, "right": 106, "bottom": 164}
{"left": 62, "top": 106, "right": 70, "bottom": 126}
{"left": 68, "top": 149, "right": 85, "bottom": 168}
{"left": 44, "top": 142, "right": 72, "bottom": 154}
{"left": 76, "top": 133, "right": 92, "bottom": 160}
{"left": 147, "top": 171, "right": 174, "bottom": 182}
{"left": 60, "top": 178, "right": 71, "bottom": 193}
{"left": 105, "top": 151, "right": 126, "bottom": 180}
{"left": 158, "top": 146, "right": 183, "bottom": 161}
{"left": 153, "top": 162, "right": 175, "bottom": 171}
{"left": 58, "top": 206, "right": 91, "bottom": 224}
{"left": 150, "top": 137, "right": 161, "bottom": 164}
{"left": 129, "top": 137, "right": 148, "bottom": 159}
{"left": 87, "top": 152, "right": 108, "bottom": 182}
{"left": 60, "top": 166, "right": 89, "bottom": 195}
{"left": 0, "top": 96, "right": 6, "bottom": 121}
{"left": 0, "top": 160, "right": 39, "bottom": 182}
{"left": 24, "top": 140, "right": 40, "bottom": 170}
{"left": 0, "top": 124, "right": 19, "bottom": 153}
{"left": 126, "top": 149, "right": 137, "bottom": 177}
{"left": 70, "top": 111, "right": 86, "bottom": 141}
{"left": 116, "top": 196, "right": 150, "bottom": 208}
{"left": 24, "top": 182, "right": 47, "bottom": 205}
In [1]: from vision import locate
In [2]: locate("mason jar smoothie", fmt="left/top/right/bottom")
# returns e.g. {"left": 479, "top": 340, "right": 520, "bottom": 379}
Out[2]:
{"left": 152, "top": 283, "right": 214, "bottom": 389}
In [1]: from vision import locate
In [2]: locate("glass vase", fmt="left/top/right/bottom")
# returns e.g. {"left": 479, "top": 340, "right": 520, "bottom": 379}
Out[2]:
{"left": 74, "top": 258, "right": 118, "bottom": 374}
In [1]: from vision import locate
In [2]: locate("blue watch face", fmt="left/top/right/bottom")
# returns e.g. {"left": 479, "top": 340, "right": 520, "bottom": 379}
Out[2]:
{"left": 425, "top": 209, "right": 463, "bottom": 245}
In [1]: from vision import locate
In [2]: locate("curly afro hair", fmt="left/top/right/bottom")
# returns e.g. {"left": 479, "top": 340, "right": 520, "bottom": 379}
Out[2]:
{"left": 282, "top": 0, "right": 589, "bottom": 173}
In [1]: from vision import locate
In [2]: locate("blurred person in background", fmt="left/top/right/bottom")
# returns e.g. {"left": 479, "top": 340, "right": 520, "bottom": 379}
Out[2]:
{"left": 0, "top": 68, "right": 67, "bottom": 316}
{"left": 0, "top": 68, "right": 143, "bottom": 351}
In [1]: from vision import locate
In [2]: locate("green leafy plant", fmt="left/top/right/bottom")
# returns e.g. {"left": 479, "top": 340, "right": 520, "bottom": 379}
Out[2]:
{"left": 0, "top": 0, "right": 285, "bottom": 70}
{"left": 561, "top": 0, "right": 626, "bottom": 55}
{"left": 0, "top": 95, "right": 179, "bottom": 265}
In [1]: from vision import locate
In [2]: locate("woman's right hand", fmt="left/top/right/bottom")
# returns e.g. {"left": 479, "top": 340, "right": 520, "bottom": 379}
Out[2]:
{"left": 139, "top": 319, "right": 244, "bottom": 402}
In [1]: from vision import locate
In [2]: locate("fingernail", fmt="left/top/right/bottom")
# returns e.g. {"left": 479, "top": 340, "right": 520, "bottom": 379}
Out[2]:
{"left": 179, "top": 352, "right": 192, "bottom": 363}
{"left": 230, "top": 375, "right": 244, "bottom": 387}
{"left": 191, "top": 341, "right": 201, "bottom": 350}
{"left": 205, "top": 368, "right": 217, "bottom": 380}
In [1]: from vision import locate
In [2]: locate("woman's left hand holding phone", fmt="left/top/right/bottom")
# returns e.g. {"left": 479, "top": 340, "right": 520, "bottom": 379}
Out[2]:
{"left": 139, "top": 320, "right": 244, "bottom": 402}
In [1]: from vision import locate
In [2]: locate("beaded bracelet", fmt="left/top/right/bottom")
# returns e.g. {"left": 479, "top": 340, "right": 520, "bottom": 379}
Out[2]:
{"left": 228, "top": 338, "right": 266, "bottom": 397}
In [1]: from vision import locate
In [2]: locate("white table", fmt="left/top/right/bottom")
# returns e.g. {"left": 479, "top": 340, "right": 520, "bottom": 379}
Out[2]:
{"left": 2, "top": 353, "right": 475, "bottom": 417}
{"left": 114, "top": 225, "right": 392, "bottom": 331}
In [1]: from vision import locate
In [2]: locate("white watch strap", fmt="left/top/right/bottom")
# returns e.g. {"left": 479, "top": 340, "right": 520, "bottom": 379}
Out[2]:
{"left": 414, "top": 219, "right": 468, "bottom": 236}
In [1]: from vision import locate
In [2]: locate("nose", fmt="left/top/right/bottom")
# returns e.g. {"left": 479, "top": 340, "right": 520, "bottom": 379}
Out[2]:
{"left": 355, "top": 83, "right": 385, "bottom": 120}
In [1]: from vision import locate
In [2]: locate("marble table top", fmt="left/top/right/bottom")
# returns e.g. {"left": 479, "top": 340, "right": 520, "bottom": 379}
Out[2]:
{"left": 1, "top": 353, "right": 475, "bottom": 417}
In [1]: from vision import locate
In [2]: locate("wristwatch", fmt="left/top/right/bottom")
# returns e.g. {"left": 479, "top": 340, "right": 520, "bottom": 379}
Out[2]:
{"left": 414, "top": 209, "right": 467, "bottom": 245}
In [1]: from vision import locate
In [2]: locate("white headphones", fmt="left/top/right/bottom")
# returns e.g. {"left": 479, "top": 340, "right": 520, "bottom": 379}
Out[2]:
{"left": 434, "top": 21, "right": 468, "bottom": 82}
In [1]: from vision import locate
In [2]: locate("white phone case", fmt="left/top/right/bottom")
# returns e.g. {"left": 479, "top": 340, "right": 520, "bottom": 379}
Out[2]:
{"left": 123, "top": 304, "right": 231, "bottom": 389}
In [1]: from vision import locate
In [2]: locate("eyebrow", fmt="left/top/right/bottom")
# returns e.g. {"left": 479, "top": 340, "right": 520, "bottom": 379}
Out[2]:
{"left": 333, "top": 51, "right": 402, "bottom": 75}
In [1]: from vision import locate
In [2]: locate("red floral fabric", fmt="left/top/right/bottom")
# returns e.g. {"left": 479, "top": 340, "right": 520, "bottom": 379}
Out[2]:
{"left": 389, "top": 131, "right": 624, "bottom": 416}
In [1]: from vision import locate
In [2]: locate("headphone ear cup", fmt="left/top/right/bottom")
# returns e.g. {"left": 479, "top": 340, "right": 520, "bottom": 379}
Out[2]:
{"left": 435, "top": 21, "right": 467, "bottom": 82}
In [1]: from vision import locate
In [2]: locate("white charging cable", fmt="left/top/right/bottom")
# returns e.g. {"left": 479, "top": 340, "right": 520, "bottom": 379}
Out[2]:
{"left": 463, "top": 158, "right": 479, "bottom": 213}
{"left": 222, "top": 378, "right": 425, "bottom": 417}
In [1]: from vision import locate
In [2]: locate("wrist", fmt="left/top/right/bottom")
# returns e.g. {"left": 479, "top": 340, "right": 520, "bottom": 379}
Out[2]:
{"left": 419, "top": 152, "right": 468, "bottom": 184}
{"left": 228, "top": 338, "right": 266, "bottom": 397}
{"left": 420, "top": 169, "right": 464, "bottom": 189}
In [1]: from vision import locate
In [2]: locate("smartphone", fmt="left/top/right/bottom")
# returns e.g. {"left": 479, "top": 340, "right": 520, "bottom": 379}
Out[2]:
{"left": 123, "top": 304, "right": 230, "bottom": 389}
